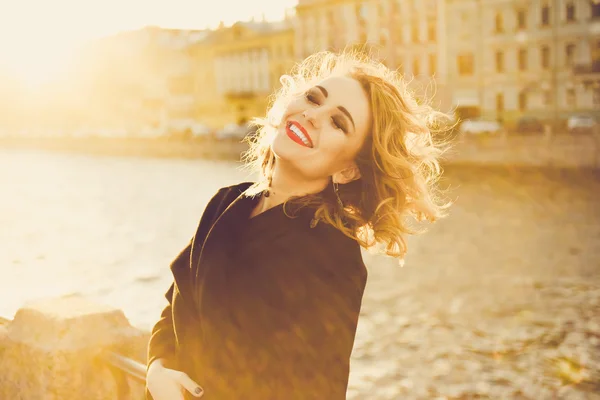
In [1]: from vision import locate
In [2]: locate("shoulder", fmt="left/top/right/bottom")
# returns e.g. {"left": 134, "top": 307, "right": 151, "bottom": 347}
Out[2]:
{"left": 212, "top": 182, "right": 254, "bottom": 203}
{"left": 204, "top": 182, "right": 254, "bottom": 214}
{"left": 192, "top": 182, "right": 254, "bottom": 239}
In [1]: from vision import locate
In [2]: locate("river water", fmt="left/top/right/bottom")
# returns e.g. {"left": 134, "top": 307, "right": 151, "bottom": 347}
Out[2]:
{"left": 1, "top": 150, "right": 257, "bottom": 327}
{"left": 2, "top": 149, "right": 599, "bottom": 399}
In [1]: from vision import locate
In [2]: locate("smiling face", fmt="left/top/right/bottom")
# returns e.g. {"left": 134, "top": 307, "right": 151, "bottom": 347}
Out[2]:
{"left": 271, "top": 75, "right": 372, "bottom": 182}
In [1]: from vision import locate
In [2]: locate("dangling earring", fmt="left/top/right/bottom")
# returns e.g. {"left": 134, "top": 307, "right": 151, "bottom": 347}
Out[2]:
{"left": 264, "top": 176, "right": 272, "bottom": 197}
{"left": 333, "top": 182, "right": 344, "bottom": 209}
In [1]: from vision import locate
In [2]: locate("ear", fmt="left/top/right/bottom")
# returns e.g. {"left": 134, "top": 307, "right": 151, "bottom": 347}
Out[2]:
{"left": 332, "top": 163, "right": 361, "bottom": 185}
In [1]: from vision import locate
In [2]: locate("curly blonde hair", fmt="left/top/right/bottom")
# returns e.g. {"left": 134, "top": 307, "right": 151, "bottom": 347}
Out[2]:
{"left": 243, "top": 50, "right": 452, "bottom": 262}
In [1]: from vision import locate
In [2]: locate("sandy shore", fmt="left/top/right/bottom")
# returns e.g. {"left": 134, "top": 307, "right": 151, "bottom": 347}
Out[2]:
{"left": 350, "top": 167, "right": 600, "bottom": 399}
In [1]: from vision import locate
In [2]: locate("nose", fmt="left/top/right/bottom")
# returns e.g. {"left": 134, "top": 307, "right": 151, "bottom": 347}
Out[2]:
{"left": 302, "top": 108, "right": 323, "bottom": 128}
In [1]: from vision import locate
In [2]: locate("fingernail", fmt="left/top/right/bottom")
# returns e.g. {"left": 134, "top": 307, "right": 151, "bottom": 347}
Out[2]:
{"left": 195, "top": 387, "right": 202, "bottom": 395}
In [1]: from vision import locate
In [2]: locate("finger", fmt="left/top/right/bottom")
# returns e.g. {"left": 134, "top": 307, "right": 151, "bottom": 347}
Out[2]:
{"left": 174, "top": 371, "right": 204, "bottom": 397}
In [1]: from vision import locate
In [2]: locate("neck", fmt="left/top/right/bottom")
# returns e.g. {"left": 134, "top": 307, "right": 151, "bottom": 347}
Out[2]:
{"left": 254, "top": 162, "right": 328, "bottom": 215}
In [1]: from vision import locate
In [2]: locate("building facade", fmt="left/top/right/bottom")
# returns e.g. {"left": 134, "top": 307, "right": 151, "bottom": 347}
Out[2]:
{"left": 296, "top": 0, "right": 446, "bottom": 76}
{"left": 66, "top": 0, "right": 600, "bottom": 133}
{"left": 70, "top": 22, "right": 295, "bottom": 133}
{"left": 445, "top": 0, "right": 600, "bottom": 125}
{"left": 295, "top": 0, "right": 600, "bottom": 125}
{"left": 190, "top": 20, "right": 295, "bottom": 129}
{"left": 74, "top": 27, "right": 208, "bottom": 133}
{"left": 294, "top": 0, "right": 452, "bottom": 110}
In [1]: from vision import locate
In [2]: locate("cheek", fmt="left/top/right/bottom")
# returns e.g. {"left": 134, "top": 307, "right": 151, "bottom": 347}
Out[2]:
{"left": 316, "top": 133, "right": 363, "bottom": 171}
{"left": 309, "top": 133, "right": 350, "bottom": 169}
{"left": 318, "top": 131, "right": 348, "bottom": 158}
{"left": 282, "top": 97, "right": 304, "bottom": 118}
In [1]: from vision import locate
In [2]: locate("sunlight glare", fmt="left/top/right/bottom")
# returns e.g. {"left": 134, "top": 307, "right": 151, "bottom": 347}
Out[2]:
{"left": 1, "top": 41, "right": 78, "bottom": 89}
{"left": 0, "top": 0, "right": 297, "bottom": 88}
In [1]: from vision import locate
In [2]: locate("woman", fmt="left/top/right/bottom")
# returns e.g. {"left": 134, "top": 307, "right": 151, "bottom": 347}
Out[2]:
{"left": 146, "top": 51, "right": 450, "bottom": 400}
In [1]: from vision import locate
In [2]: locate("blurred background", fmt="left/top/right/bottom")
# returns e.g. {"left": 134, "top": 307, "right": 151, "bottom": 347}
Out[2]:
{"left": 1, "top": 1, "right": 599, "bottom": 399}
{"left": 0, "top": 0, "right": 598, "bottom": 140}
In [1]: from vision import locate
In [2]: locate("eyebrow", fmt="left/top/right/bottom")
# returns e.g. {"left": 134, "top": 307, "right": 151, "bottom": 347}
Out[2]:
{"left": 315, "top": 85, "right": 356, "bottom": 131}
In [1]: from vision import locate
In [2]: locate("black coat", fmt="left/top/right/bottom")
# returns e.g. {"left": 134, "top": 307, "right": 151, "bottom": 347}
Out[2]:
{"left": 147, "top": 182, "right": 367, "bottom": 399}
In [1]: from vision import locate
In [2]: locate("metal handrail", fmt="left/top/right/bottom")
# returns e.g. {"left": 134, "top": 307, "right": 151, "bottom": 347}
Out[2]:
{"left": 100, "top": 350, "right": 147, "bottom": 399}
{"left": 103, "top": 351, "right": 147, "bottom": 382}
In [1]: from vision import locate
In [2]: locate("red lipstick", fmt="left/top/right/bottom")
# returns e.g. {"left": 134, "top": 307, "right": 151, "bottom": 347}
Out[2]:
{"left": 285, "top": 121, "right": 313, "bottom": 148}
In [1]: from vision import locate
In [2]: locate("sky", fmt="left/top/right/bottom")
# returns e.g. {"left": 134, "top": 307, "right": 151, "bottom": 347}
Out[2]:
{"left": 0, "top": 0, "right": 298, "bottom": 85}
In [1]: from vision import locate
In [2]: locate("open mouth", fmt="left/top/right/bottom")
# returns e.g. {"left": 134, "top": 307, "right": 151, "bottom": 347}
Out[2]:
{"left": 286, "top": 121, "right": 313, "bottom": 148}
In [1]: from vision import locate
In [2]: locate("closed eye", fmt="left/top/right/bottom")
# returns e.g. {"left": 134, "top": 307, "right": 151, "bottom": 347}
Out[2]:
{"left": 332, "top": 116, "right": 348, "bottom": 134}
{"left": 305, "top": 92, "right": 319, "bottom": 105}
{"left": 306, "top": 90, "right": 348, "bottom": 134}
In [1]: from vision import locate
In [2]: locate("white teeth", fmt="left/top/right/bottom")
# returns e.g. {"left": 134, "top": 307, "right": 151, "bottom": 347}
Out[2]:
{"left": 289, "top": 124, "right": 311, "bottom": 146}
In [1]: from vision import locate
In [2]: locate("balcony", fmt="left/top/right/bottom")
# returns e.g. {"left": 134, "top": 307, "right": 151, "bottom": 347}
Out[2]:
{"left": 296, "top": 0, "right": 324, "bottom": 12}
{"left": 224, "top": 90, "right": 257, "bottom": 101}
{"left": 573, "top": 61, "right": 600, "bottom": 75}
{"left": 573, "top": 61, "right": 600, "bottom": 89}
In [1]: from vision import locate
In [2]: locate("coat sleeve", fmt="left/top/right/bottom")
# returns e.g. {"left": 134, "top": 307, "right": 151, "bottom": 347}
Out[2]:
{"left": 146, "top": 185, "right": 238, "bottom": 370}
{"left": 146, "top": 243, "right": 191, "bottom": 370}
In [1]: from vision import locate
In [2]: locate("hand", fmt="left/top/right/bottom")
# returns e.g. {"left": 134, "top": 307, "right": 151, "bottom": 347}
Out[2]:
{"left": 146, "top": 359, "right": 204, "bottom": 400}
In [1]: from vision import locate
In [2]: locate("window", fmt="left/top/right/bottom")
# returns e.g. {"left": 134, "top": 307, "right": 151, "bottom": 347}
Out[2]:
{"left": 379, "top": 30, "right": 388, "bottom": 47}
{"left": 327, "top": 9, "right": 335, "bottom": 25}
{"left": 356, "top": 3, "right": 368, "bottom": 42}
{"left": 357, "top": 3, "right": 368, "bottom": 21}
{"left": 519, "top": 48, "right": 528, "bottom": 70}
{"left": 543, "top": 91, "right": 552, "bottom": 106}
{"left": 541, "top": 46, "right": 551, "bottom": 69}
{"left": 428, "top": 22, "right": 436, "bottom": 42}
{"left": 429, "top": 53, "right": 436, "bottom": 75}
{"left": 565, "top": 2, "right": 575, "bottom": 22}
{"left": 566, "top": 88, "right": 576, "bottom": 107}
{"left": 516, "top": 9, "right": 527, "bottom": 29}
{"left": 592, "top": 1, "right": 600, "bottom": 19}
{"left": 496, "top": 93, "right": 504, "bottom": 112}
{"left": 496, "top": 51, "right": 504, "bottom": 73}
{"left": 390, "top": 0, "right": 400, "bottom": 19}
{"left": 327, "top": 10, "right": 337, "bottom": 48}
{"left": 457, "top": 53, "right": 474, "bottom": 76}
{"left": 359, "top": 30, "right": 367, "bottom": 43}
{"left": 495, "top": 12, "right": 504, "bottom": 33}
{"left": 541, "top": 4, "right": 550, "bottom": 26}
{"left": 565, "top": 44, "right": 576, "bottom": 67}
{"left": 314, "top": 18, "right": 322, "bottom": 47}
{"left": 377, "top": 2, "right": 385, "bottom": 21}
{"left": 413, "top": 58, "right": 420, "bottom": 76}
{"left": 518, "top": 91, "right": 527, "bottom": 111}
{"left": 392, "top": 24, "right": 403, "bottom": 44}
{"left": 412, "top": 24, "right": 419, "bottom": 43}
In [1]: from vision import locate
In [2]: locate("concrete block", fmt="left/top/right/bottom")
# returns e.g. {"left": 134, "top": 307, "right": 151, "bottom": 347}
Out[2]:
{"left": 0, "top": 296, "right": 147, "bottom": 400}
